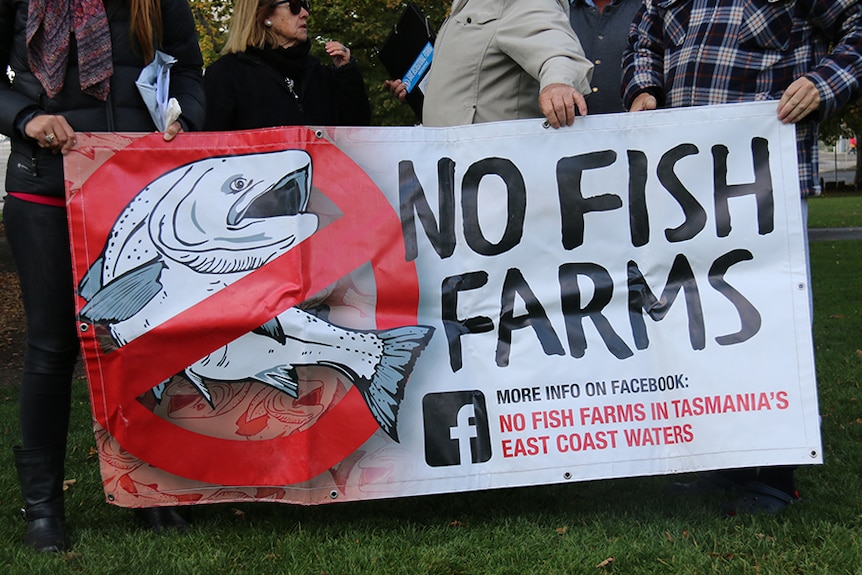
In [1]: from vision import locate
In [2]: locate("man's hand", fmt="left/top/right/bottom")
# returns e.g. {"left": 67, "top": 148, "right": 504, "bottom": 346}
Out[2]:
{"left": 629, "top": 92, "right": 657, "bottom": 112}
{"left": 384, "top": 79, "right": 408, "bottom": 102}
{"left": 539, "top": 83, "right": 588, "bottom": 128}
{"left": 25, "top": 114, "right": 76, "bottom": 155}
{"left": 778, "top": 77, "right": 820, "bottom": 124}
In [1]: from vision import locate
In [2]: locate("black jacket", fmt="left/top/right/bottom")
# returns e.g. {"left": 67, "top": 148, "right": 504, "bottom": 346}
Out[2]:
{"left": 0, "top": 0, "right": 205, "bottom": 197}
{"left": 203, "top": 47, "right": 371, "bottom": 131}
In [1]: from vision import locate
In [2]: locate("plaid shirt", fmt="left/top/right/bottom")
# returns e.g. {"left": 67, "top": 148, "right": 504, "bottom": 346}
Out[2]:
{"left": 622, "top": 0, "right": 862, "bottom": 196}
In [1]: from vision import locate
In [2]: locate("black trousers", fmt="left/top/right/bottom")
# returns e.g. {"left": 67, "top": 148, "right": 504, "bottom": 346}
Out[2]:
{"left": 4, "top": 195, "right": 79, "bottom": 450}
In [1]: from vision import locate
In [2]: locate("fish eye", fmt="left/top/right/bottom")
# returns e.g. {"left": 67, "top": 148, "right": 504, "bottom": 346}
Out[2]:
{"left": 229, "top": 177, "right": 250, "bottom": 192}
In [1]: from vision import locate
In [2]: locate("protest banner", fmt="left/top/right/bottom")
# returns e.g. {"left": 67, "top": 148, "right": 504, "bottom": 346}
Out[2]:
{"left": 64, "top": 101, "right": 820, "bottom": 507}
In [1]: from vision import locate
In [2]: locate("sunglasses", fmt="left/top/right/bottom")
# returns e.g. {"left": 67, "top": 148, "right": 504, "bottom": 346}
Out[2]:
{"left": 271, "top": 0, "right": 310, "bottom": 15}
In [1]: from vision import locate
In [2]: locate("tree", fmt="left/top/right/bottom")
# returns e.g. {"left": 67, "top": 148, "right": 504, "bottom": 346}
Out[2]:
{"left": 188, "top": 0, "right": 232, "bottom": 65}
{"left": 188, "top": 0, "right": 449, "bottom": 126}
{"left": 819, "top": 99, "right": 862, "bottom": 188}
{"left": 310, "top": 1, "right": 449, "bottom": 126}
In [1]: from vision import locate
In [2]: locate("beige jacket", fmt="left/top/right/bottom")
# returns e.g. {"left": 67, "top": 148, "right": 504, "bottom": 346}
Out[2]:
{"left": 422, "top": 0, "right": 594, "bottom": 127}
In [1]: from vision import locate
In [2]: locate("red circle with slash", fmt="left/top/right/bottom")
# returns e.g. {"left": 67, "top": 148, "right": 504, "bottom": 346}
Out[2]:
{"left": 68, "top": 127, "right": 421, "bottom": 486}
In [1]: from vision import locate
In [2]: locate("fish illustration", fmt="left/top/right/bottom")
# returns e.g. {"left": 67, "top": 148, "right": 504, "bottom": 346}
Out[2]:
{"left": 77, "top": 149, "right": 433, "bottom": 441}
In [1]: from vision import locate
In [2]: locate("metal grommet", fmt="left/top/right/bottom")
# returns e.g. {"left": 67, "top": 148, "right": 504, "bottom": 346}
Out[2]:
{"left": 563, "top": 472, "right": 572, "bottom": 480}
{"left": 329, "top": 490, "right": 339, "bottom": 500}
{"left": 315, "top": 129, "right": 324, "bottom": 138}
{"left": 79, "top": 323, "right": 89, "bottom": 332}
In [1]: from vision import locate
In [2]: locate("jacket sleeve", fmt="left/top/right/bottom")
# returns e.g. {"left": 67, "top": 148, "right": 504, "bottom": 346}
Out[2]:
{"left": 0, "top": 0, "right": 40, "bottom": 137}
{"left": 496, "top": 0, "right": 593, "bottom": 95}
{"left": 334, "top": 60, "right": 372, "bottom": 126}
{"left": 621, "top": 0, "right": 666, "bottom": 110}
{"left": 803, "top": 0, "right": 862, "bottom": 120}
{"left": 161, "top": 0, "right": 205, "bottom": 131}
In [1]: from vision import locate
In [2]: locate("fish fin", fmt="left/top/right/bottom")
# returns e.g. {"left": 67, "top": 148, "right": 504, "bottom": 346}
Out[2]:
{"left": 77, "top": 256, "right": 105, "bottom": 301}
{"left": 184, "top": 369, "right": 215, "bottom": 408}
{"left": 252, "top": 318, "right": 287, "bottom": 345}
{"left": 79, "top": 259, "right": 165, "bottom": 324}
{"left": 253, "top": 366, "right": 299, "bottom": 397}
{"left": 353, "top": 325, "right": 435, "bottom": 442}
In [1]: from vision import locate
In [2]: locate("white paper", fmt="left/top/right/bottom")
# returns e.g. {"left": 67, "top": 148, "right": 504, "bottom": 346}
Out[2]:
{"left": 135, "top": 51, "right": 182, "bottom": 132}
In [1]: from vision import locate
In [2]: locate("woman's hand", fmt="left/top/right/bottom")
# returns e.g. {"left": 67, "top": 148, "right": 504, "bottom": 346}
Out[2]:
{"left": 25, "top": 114, "right": 76, "bottom": 155}
{"left": 164, "top": 120, "right": 184, "bottom": 141}
{"left": 325, "top": 41, "right": 351, "bottom": 68}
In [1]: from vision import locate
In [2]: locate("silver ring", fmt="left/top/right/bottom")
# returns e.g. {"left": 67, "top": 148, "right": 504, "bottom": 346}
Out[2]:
{"left": 46, "top": 133, "right": 56, "bottom": 143}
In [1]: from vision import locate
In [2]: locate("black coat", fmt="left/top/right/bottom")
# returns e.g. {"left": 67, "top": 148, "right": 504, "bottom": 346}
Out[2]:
{"left": 203, "top": 48, "right": 371, "bottom": 131}
{"left": 0, "top": 0, "right": 205, "bottom": 197}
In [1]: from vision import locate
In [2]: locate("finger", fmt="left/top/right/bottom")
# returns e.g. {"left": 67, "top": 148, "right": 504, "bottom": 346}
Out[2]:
{"left": 59, "top": 138, "right": 76, "bottom": 155}
{"left": 560, "top": 99, "right": 575, "bottom": 127}
{"left": 163, "top": 121, "right": 183, "bottom": 141}
{"left": 630, "top": 94, "right": 656, "bottom": 112}
{"left": 575, "top": 94, "right": 588, "bottom": 117}
{"left": 42, "top": 128, "right": 62, "bottom": 149}
{"left": 545, "top": 103, "right": 562, "bottom": 129}
{"left": 778, "top": 97, "right": 808, "bottom": 123}
{"left": 55, "top": 117, "right": 77, "bottom": 153}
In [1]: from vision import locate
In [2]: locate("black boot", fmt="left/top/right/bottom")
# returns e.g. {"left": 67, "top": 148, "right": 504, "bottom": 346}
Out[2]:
{"left": 133, "top": 506, "right": 190, "bottom": 531}
{"left": 13, "top": 445, "right": 68, "bottom": 553}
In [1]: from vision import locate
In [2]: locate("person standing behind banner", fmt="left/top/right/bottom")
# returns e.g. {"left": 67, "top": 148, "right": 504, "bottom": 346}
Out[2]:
{"left": 389, "top": 0, "right": 593, "bottom": 128}
{"left": 203, "top": 0, "right": 371, "bottom": 131}
{"left": 0, "top": 0, "right": 204, "bottom": 552}
{"left": 622, "top": 0, "right": 862, "bottom": 515}
{"left": 569, "top": 0, "right": 642, "bottom": 115}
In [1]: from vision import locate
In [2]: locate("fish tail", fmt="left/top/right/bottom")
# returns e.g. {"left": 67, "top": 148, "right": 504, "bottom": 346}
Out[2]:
{"left": 353, "top": 325, "right": 434, "bottom": 442}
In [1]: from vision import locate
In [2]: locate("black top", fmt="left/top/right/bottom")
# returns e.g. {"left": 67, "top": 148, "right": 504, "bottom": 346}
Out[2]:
{"left": 203, "top": 41, "right": 371, "bottom": 131}
{"left": 0, "top": 0, "right": 205, "bottom": 197}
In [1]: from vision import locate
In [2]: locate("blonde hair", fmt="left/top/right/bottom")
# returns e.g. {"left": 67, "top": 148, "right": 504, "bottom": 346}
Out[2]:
{"left": 222, "top": 0, "right": 281, "bottom": 54}
{"left": 130, "top": 0, "right": 163, "bottom": 63}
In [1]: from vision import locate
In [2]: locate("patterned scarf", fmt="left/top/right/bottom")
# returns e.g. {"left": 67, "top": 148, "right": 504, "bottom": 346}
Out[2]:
{"left": 26, "top": 0, "right": 114, "bottom": 100}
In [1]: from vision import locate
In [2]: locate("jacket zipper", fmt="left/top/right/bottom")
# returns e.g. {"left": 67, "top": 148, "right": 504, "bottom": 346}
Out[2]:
{"left": 285, "top": 77, "right": 304, "bottom": 113}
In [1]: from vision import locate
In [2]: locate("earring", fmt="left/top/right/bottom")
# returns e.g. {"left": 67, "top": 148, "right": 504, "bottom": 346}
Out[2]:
{"left": 265, "top": 19, "right": 272, "bottom": 27}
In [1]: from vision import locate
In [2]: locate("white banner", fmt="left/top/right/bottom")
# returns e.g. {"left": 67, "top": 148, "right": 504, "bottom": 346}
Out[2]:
{"left": 66, "top": 101, "right": 820, "bottom": 505}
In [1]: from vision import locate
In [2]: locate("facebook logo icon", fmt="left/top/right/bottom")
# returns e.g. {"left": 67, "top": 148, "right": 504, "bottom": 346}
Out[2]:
{"left": 422, "top": 391, "right": 492, "bottom": 467}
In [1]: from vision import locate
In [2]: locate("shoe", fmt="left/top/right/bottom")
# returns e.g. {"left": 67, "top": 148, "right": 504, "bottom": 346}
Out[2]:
{"left": 722, "top": 482, "right": 800, "bottom": 516}
{"left": 664, "top": 471, "right": 748, "bottom": 496}
{"left": 13, "top": 445, "right": 68, "bottom": 553}
{"left": 134, "top": 506, "right": 190, "bottom": 531}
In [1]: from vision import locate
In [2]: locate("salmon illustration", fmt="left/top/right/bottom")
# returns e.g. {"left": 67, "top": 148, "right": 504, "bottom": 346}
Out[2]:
{"left": 77, "top": 149, "right": 433, "bottom": 440}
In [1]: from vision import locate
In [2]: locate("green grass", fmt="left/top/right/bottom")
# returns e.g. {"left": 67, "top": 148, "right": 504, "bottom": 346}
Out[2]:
{"left": 807, "top": 193, "right": 862, "bottom": 228}
{"left": 1, "top": 221, "right": 861, "bottom": 574}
